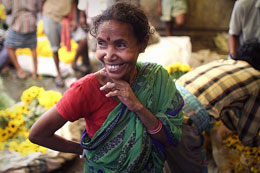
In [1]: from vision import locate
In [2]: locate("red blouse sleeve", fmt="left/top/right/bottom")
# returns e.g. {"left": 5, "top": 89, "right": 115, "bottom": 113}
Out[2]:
{"left": 56, "top": 74, "right": 96, "bottom": 121}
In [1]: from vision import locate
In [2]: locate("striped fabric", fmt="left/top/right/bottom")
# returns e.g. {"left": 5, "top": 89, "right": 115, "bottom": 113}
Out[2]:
{"left": 5, "top": 29, "right": 37, "bottom": 48}
{"left": 3, "top": 0, "right": 39, "bottom": 33}
{"left": 177, "top": 59, "right": 260, "bottom": 146}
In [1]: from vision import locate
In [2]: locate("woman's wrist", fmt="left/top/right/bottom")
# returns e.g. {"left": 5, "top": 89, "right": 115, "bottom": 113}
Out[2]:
{"left": 147, "top": 120, "right": 162, "bottom": 134}
{"left": 133, "top": 102, "right": 145, "bottom": 113}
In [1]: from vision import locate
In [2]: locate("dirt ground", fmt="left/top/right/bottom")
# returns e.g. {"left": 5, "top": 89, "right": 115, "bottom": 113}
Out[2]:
{"left": 1, "top": 31, "right": 228, "bottom": 173}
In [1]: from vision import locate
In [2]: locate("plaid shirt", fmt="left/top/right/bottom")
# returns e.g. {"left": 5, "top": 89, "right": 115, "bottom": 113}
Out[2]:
{"left": 177, "top": 59, "right": 260, "bottom": 146}
{"left": 3, "top": 0, "right": 40, "bottom": 33}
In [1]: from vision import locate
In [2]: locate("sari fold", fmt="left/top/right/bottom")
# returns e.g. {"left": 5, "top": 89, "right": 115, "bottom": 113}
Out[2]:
{"left": 81, "top": 62, "right": 183, "bottom": 173}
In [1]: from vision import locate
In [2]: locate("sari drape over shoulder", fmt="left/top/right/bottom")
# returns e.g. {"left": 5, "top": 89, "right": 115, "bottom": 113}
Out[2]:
{"left": 81, "top": 62, "right": 184, "bottom": 173}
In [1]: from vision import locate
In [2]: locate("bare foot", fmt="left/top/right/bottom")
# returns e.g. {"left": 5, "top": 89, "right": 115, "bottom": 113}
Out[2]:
{"left": 1, "top": 65, "right": 9, "bottom": 73}
{"left": 32, "top": 73, "right": 37, "bottom": 79}
{"left": 16, "top": 70, "right": 27, "bottom": 79}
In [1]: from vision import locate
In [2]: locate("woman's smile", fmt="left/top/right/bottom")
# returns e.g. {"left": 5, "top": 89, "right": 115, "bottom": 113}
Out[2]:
{"left": 106, "top": 63, "right": 125, "bottom": 72}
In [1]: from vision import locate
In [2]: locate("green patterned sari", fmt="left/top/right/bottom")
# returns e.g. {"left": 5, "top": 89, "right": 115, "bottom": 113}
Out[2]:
{"left": 81, "top": 62, "right": 183, "bottom": 173}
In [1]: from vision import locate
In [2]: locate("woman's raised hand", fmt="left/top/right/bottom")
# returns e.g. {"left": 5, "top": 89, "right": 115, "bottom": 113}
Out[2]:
{"left": 100, "top": 80, "right": 143, "bottom": 112}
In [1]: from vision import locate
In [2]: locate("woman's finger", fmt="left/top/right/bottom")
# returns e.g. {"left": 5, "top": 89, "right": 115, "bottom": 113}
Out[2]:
{"left": 100, "top": 82, "right": 116, "bottom": 91}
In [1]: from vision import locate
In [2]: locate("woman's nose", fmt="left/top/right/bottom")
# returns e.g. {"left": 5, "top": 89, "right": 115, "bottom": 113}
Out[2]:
{"left": 104, "top": 47, "right": 117, "bottom": 61}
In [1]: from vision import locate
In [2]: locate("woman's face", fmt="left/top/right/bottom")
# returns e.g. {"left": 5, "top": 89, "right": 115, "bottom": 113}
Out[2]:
{"left": 96, "top": 20, "right": 143, "bottom": 82}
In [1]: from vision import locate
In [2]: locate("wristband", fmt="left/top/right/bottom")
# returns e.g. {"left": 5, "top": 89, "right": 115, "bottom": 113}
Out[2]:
{"left": 147, "top": 121, "right": 162, "bottom": 135}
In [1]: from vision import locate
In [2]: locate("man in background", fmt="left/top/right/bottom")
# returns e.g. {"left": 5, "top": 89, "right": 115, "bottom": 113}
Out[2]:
{"left": 228, "top": 0, "right": 260, "bottom": 58}
{"left": 164, "top": 40, "right": 260, "bottom": 172}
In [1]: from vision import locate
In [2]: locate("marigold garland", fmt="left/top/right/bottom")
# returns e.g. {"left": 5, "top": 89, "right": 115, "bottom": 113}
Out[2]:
{"left": 0, "top": 86, "right": 62, "bottom": 156}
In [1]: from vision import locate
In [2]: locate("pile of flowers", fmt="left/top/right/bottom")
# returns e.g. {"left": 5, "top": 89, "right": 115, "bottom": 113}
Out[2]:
{"left": 166, "top": 62, "right": 191, "bottom": 80}
{"left": 223, "top": 134, "right": 260, "bottom": 172}
{"left": 0, "top": 86, "right": 62, "bottom": 156}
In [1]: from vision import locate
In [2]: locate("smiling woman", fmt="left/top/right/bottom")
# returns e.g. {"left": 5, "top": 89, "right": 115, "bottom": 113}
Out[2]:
{"left": 95, "top": 20, "right": 141, "bottom": 82}
{"left": 29, "top": 2, "right": 184, "bottom": 173}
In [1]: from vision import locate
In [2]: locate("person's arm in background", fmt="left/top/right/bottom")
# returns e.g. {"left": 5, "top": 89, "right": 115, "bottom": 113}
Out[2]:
{"left": 228, "top": 34, "right": 239, "bottom": 58}
{"left": 70, "top": 0, "right": 77, "bottom": 31}
{"left": 77, "top": 0, "right": 88, "bottom": 31}
{"left": 29, "top": 106, "right": 83, "bottom": 155}
{"left": 157, "top": 0, "right": 162, "bottom": 16}
{"left": 2, "top": 0, "right": 12, "bottom": 15}
{"left": 38, "top": 0, "right": 45, "bottom": 13}
{"left": 228, "top": 0, "right": 243, "bottom": 58}
{"left": 79, "top": 10, "right": 88, "bottom": 31}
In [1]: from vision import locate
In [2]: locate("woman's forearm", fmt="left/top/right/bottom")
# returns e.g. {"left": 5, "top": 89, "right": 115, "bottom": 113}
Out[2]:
{"left": 29, "top": 133, "right": 82, "bottom": 155}
{"left": 134, "top": 104, "right": 170, "bottom": 147}
{"left": 29, "top": 106, "right": 83, "bottom": 155}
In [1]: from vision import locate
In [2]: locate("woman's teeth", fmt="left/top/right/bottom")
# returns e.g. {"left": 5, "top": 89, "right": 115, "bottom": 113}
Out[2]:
{"left": 108, "top": 64, "right": 122, "bottom": 70}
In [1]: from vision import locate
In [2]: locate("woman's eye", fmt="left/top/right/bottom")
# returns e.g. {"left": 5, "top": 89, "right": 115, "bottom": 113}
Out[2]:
{"left": 97, "top": 41, "right": 106, "bottom": 48}
{"left": 117, "top": 43, "right": 126, "bottom": 49}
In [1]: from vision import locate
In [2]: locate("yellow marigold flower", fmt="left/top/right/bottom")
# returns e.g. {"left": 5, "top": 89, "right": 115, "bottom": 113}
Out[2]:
{"left": 21, "top": 86, "right": 45, "bottom": 104}
{"left": 7, "top": 140, "right": 19, "bottom": 150}
{"left": 165, "top": 66, "right": 172, "bottom": 74}
{"left": 38, "top": 90, "right": 62, "bottom": 109}
{"left": 16, "top": 128, "right": 28, "bottom": 137}
{"left": 180, "top": 64, "right": 191, "bottom": 72}
{"left": 15, "top": 139, "right": 47, "bottom": 156}
{"left": 37, "top": 146, "right": 47, "bottom": 153}
{"left": 172, "top": 62, "right": 182, "bottom": 72}
{"left": 20, "top": 105, "right": 29, "bottom": 114}
{"left": 7, "top": 122, "right": 18, "bottom": 134}
{"left": 236, "top": 144, "right": 243, "bottom": 152}
{"left": 2, "top": 109, "right": 11, "bottom": 118}
{"left": 0, "top": 131, "right": 9, "bottom": 142}
{"left": 0, "top": 142, "right": 4, "bottom": 150}
{"left": 9, "top": 110, "right": 21, "bottom": 119}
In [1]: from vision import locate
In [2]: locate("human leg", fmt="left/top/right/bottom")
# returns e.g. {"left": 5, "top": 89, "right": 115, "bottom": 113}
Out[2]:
{"left": 174, "top": 13, "right": 186, "bottom": 27}
{"left": 43, "top": 15, "right": 64, "bottom": 87}
{"left": 71, "top": 26, "right": 90, "bottom": 74}
{"left": 31, "top": 48, "right": 38, "bottom": 78}
{"left": 53, "top": 51, "right": 64, "bottom": 87}
{"left": 169, "top": 0, "right": 187, "bottom": 33}
{"left": 166, "top": 12, "right": 186, "bottom": 36}
{"left": 72, "top": 38, "right": 90, "bottom": 74}
{"left": 165, "top": 21, "right": 173, "bottom": 36}
{"left": 0, "top": 47, "right": 9, "bottom": 73}
{"left": 7, "top": 47, "right": 26, "bottom": 79}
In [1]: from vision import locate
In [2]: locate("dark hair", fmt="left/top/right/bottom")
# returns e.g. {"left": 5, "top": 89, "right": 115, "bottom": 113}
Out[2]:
{"left": 234, "top": 39, "right": 260, "bottom": 71}
{"left": 90, "top": 1, "right": 152, "bottom": 44}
